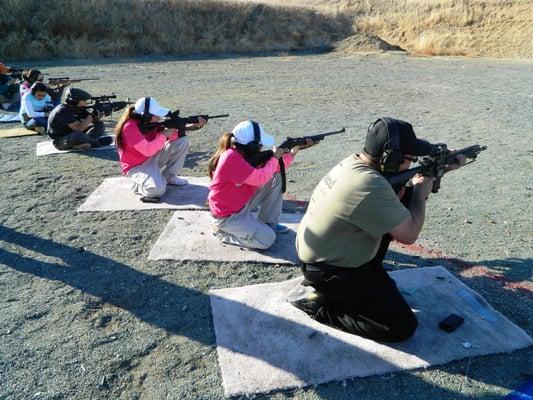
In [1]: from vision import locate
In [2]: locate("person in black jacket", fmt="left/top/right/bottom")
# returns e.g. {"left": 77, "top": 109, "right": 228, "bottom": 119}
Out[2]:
{"left": 47, "top": 87, "right": 112, "bottom": 151}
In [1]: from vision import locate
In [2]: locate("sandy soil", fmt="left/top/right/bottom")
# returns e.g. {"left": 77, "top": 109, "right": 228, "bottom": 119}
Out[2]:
{"left": 0, "top": 52, "right": 532, "bottom": 399}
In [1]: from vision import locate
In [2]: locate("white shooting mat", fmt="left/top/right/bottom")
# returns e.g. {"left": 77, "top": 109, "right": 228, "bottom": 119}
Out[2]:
{"left": 36, "top": 136, "right": 115, "bottom": 156}
{"left": 0, "top": 113, "right": 21, "bottom": 123}
{"left": 209, "top": 266, "right": 533, "bottom": 397}
{"left": 78, "top": 176, "right": 210, "bottom": 212}
{"left": 149, "top": 211, "right": 302, "bottom": 264}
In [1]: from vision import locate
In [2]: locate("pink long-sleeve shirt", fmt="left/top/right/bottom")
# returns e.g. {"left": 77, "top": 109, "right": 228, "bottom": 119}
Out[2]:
{"left": 208, "top": 148, "right": 295, "bottom": 218}
{"left": 118, "top": 119, "right": 179, "bottom": 174}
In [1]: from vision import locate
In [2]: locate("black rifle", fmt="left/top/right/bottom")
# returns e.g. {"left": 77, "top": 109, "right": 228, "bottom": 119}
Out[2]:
{"left": 6, "top": 67, "right": 24, "bottom": 80}
{"left": 48, "top": 76, "right": 99, "bottom": 86}
{"left": 139, "top": 110, "right": 229, "bottom": 133}
{"left": 78, "top": 94, "right": 132, "bottom": 117}
{"left": 247, "top": 127, "right": 346, "bottom": 192}
{"left": 386, "top": 144, "right": 487, "bottom": 193}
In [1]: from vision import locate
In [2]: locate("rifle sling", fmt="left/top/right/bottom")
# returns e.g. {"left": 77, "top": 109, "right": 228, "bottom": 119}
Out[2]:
{"left": 279, "top": 157, "right": 286, "bottom": 193}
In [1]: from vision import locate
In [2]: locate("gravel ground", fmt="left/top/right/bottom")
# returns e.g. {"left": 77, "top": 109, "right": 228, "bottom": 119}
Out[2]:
{"left": 0, "top": 52, "right": 532, "bottom": 399}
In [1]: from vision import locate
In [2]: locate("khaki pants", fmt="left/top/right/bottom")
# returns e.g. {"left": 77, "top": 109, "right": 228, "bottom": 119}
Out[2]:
{"left": 213, "top": 173, "right": 283, "bottom": 250}
{"left": 127, "top": 137, "right": 189, "bottom": 197}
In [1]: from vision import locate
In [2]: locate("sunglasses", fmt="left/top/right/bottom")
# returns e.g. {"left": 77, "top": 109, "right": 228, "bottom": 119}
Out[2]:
{"left": 404, "top": 155, "right": 418, "bottom": 163}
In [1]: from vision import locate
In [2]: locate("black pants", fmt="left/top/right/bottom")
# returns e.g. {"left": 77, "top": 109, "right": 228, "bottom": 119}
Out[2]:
{"left": 300, "top": 188, "right": 417, "bottom": 342}
{"left": 53, "top": 121, "right": 105, "bottom": 150}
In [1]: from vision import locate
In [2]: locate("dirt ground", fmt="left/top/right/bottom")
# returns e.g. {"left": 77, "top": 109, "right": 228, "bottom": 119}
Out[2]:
{"left": 0, "top": 52, "right": 532, "bottom": 399}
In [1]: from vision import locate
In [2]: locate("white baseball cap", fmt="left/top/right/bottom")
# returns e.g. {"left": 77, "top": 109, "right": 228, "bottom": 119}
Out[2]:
{"left": 232, "top": 120, "right": 275, "bottom": 148}
{"left": 134, "top": 97, "right": 170, "bottom": 118}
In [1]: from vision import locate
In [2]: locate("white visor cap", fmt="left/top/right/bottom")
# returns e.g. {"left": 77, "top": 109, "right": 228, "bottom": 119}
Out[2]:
{"left": 134, "top": 97, "right": 170, "bottom": 118}
{"left": 232, "top": 120, "right": 275, "bottom": 148}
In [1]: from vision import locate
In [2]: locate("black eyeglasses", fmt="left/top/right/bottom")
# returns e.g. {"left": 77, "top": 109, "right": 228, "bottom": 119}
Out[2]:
{"left": 404, "top": 155, "right": 418, "bottom": 162}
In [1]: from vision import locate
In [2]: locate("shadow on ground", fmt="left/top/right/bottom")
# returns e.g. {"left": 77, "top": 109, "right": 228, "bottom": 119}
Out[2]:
{"left": 1, "top": 225, "right": 530, "bottom": 398}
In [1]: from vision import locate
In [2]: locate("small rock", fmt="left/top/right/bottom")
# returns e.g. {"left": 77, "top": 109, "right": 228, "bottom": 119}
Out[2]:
{"left": 464, "top": 219, "right": 472, "bottom": 224}
{"left": 99, "top": 375, "right": 109, "bottom": 389}
{"left": 139, "top": 373, "right": 147, "bottom": 385}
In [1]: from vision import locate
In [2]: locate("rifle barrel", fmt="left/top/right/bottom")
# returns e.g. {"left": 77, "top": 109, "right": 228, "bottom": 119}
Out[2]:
{"left": 309, "top": 127, "right": 346, "bottom": 138}
{"left": 206, "top": 114, "right": 229, "bottom": 119}
{"left": 49, "top": 77, "right": 99, "bottom": 82}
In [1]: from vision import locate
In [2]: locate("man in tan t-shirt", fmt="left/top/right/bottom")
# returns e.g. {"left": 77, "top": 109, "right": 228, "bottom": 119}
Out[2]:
{"left": 291, "top": 117, "right": 465, "bottom": 342}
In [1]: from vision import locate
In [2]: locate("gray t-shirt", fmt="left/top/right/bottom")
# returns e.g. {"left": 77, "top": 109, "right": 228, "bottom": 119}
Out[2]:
{"left": 296, "top": 155, "right": 410, "bottom": 268}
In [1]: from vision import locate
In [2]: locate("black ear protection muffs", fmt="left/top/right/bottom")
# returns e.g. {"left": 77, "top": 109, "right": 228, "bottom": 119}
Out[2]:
{"left": 140, "top": 97, "right": 152, "bottom": 123}
{"left": 377, "top": 117, "right": 403, "bottom": 175}
{"left": 65, "top": 89, "right": 78, "bottom": 106}
{"left": 245, "top": 120, "right": 262, "bottom": 155}
{"left": 65, "top": 88, "right": 91, "bottom": 106}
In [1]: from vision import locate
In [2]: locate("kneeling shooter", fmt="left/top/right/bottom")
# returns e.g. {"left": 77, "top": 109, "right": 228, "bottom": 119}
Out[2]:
{"left": 291, "top": 118, "right": 470, "bottom": 342}
{"left": 47, "top": 88, "right": 111, "bottom": 151}
{"left": 207, "top": 121, "right": 313, "bottom": 250}
{"left": 115, "top": 97, "right": 207, "bottom": 200}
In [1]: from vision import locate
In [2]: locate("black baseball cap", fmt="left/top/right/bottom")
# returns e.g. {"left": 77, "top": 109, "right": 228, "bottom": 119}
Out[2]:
{"left": 364, "top": 118, "right": 434, "bottom": 157}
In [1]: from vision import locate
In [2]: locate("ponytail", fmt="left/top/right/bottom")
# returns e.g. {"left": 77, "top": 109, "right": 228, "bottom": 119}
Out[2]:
{"left": 208, "top": 132, "right": 234, "bottom": 179}
{"left": 114, "top": 105, "right": 136, "bottom": 149}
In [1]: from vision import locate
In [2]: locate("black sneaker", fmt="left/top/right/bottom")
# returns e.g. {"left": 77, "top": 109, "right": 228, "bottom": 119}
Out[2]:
{"left": 140, "top": 196, "right": 160, "bottom": 203}
{"left": 287, "top": 285, "right": 325, "bottom": 316}
{"left": 95, "top": 136, "right": 114, "bottom": 147}
{"left": 72, "top": 143, "right": 92, "bottom": 151}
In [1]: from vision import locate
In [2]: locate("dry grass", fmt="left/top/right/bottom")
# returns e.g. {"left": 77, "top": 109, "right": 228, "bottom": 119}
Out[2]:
{"left": 1, "top": 0, "right": 531, "bottom": 60}
{"left": 311, "top": 0, "right": 533, "bottom": 58}
{"left": 0, "top": 0, "right": 351, "bottom": 60}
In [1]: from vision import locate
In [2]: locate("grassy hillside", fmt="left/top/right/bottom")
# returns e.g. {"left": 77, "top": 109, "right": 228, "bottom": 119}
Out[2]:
{"left": 312, "top": 0, "right": 533, "bottom": 58}
{"left": 0, "top": 0, "right": 351, "bottom": 60}
{"left": 1, "top": 0, "right": 531, "bottom": 60}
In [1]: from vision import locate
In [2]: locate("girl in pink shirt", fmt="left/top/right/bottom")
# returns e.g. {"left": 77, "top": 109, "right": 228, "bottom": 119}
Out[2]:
{"left": 19, "top": 70, "right": 43, "bottom": 98}
{"left": 207, "top": 120, "right": 309, "bottom": 250}
{"left": 114, "top": 97, "right": 206, "bottom": 200}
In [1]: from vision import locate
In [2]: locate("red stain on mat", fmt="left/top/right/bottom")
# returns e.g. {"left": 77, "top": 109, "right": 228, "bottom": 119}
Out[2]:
{"left": 283, "top": 193, "right": 309, "bottom": 207}
{"left": 393, "top": 242, "right": 533, "bottom": 299}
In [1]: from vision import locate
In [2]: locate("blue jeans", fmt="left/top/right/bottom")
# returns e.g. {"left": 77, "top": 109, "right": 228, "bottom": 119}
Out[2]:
{"left": 23, "top": 117, "right": 48, "bottom": 130}
{"left": 32, "top": 117, "right": 48, "bottom": 127}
